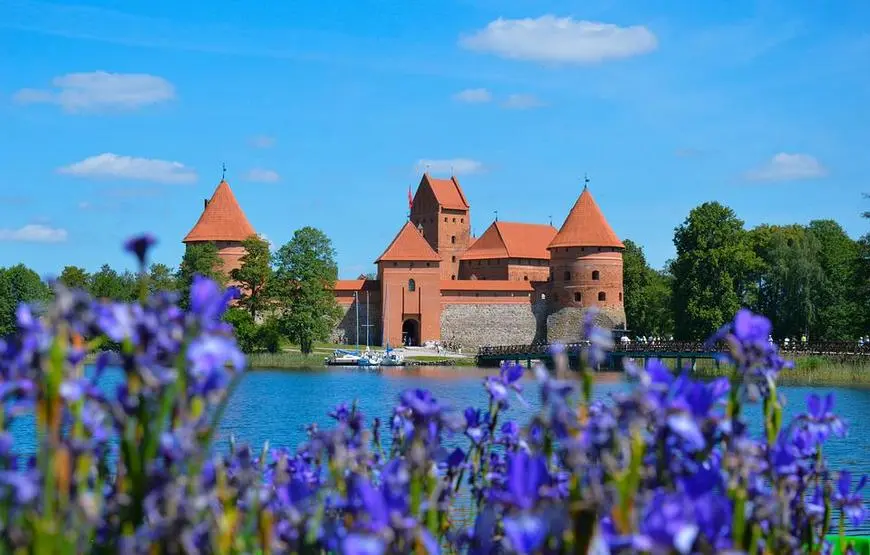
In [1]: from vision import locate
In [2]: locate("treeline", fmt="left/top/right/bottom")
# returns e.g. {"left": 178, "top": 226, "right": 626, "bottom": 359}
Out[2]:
{"left": 0, "top": 226, "right": 342, "bottom": 354}
{"left": 624, "top": 200, "right": 870, "bottom": 341}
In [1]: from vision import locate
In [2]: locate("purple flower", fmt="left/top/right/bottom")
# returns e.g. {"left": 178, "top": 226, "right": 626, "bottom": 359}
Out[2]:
{"left": 834, "top": 471, "right": 868, "bottom": 527}
{"left": 189, "top": 275, "right": 240, "bottom": 329}
{"left": 123, "top": 234, "right": 157, "bottom": 267}
{"left": 464, "top": 407, "right": 487, "bottom": 444}
{"left": 484, "top": 362, "right": 526, "bottom": 409}
{"left": 799, "top": 393, "right": 847, "bottom": 444}
{"left": 342, "top": 534, "right": 385, "bottom": 555}
{"left": 503, "top": 514, "right": 547, "bottom": 554}
{"left": 400, "top": 388, "right": 443, "bottom": 420}
{"left": 496, "top": 451, "right": 550, "bottom": 510}
{"left": 583, "top": 308, "right": 614, "bottom": 367}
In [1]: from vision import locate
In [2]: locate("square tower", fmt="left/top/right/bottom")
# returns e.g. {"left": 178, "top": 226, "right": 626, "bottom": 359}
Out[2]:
{"left": 409, "top": 173, "right": 471, "bottom": 280}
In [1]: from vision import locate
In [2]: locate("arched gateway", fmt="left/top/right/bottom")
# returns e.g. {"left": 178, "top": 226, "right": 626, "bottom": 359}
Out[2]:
{"left": 402, "top": 319, "right": 420, "bottom": 346}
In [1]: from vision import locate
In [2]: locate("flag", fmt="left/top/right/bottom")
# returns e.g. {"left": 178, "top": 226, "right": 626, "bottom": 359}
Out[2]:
{"left": 408, "top": 186, "right": 413, "bottom": 211}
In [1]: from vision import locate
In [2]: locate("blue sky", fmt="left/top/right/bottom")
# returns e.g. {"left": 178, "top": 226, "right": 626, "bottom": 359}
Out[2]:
{"left": 1, "top": 0, "right": 868, "bottom": 279}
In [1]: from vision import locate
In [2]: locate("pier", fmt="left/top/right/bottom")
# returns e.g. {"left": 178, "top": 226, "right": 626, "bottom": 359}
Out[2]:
{"left": 476, "top": 340, "right": 870, "bottom": 369}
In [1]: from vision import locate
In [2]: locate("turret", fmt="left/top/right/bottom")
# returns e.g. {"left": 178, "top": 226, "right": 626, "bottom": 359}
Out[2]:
{"left": 182, "top": 179, "right": 257, "bottom": 274}
{"left": 545, "top": 185, "right": 626, "bottom": 341}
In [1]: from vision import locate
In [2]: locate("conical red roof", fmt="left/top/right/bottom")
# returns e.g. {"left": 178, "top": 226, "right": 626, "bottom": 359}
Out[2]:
{"left": 376, "top": 221, "right": 441, "bottom": 262}
{"left": 183, "top": 180, "right": 256, "bottom": 243}
{"left": 548, "top": 188, "right": 623, "bottom": 249}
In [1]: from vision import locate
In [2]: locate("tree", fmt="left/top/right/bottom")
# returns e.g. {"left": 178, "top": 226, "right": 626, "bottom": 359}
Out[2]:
{"left": 750, "top": 225, "right": 824, "bottom": 339}
{"left": 622, "top": 240, "right": 673, "bottom": 336}
{"left": 0, "top": 264, "right": 52, "bottom": 336}
{"left": 177, "top": 243, "right": 225, "bottom": 308}
{"left": 230, "top": 235, "right": 272, "bottom": 321}
{"left": 89, "top": 264, "right": 136, "bottom": 301}
{"left": 805, "top": 220, "right": 860, "bottom": 339}
{"left": 272, "top": 227, "right": 342, "bottom": 354}
{"left": 58, "top": 266, "right": 90, "bottom": 290}
{"left": 670, "top": 202, "right": 760, "bottom": 340}
{"left": 857, "top": 196, "right": 870, "bottom": 332}
{"left": 148, "top": 263, "right": 178, "bottom": 295}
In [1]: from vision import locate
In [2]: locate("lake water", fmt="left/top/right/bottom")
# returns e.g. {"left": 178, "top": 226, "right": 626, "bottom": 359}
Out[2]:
{"left": 10, "top": 366, "right": 870, "bottom": 534}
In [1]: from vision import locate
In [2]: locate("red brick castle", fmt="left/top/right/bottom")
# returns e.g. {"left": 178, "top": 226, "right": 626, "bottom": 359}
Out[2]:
{"left": 183, "top": 174, "right": 626, "bottom": 348}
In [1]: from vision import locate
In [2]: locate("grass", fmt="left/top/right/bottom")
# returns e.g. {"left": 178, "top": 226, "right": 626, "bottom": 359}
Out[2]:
{"left": 686, "top": 356, "right": 870, "bottom": 386}
{"left": 405, "top": 355, "right": 478, "bottom": 367}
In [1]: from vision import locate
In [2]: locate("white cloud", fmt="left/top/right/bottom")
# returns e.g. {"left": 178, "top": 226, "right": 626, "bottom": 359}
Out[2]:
{"left": 58, "top": 153, "right": 197, "bottom": 184}
{"left": 460, "top": 16, "right": 658, "bottom": 64}
{"left": 745, "top": 153, "right": 828, "bottom": 181}
{"left": 502, "top": 93, "right": 544, "bottom": 109}
{"left": 415, "top": 158, "right": 485, "bottom": 175}
{"left": 14, "top": 71, "right": 175, "bottom": 113}
{"left": 249, "top": 135, "right": 276, "bottom": 148}
{"left": 453, "top": 88, "right": 492, "bottom": 103}
{"left": 0, "top": 224, "right": 68, "bottom": 243}
{"left": 245, "top": 168, "right": 281, "bottom": 183}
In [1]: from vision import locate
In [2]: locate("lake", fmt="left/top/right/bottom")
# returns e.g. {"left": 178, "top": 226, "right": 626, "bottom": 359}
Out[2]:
{"left": 10, "top": 365, "right": 870, "bottom": 533}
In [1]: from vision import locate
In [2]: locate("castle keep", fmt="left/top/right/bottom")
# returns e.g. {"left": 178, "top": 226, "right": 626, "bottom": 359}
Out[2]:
{"left": 184, "top": 174, "right": 626, "bottom": 348}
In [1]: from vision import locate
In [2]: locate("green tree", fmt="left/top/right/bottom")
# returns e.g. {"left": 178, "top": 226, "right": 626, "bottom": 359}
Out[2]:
{"left": 230, "top": 235, "right": 272, "bottom": 321}
{"left": 58, "top": 266, "right": 90, "bottom": 289}
{"left": 177, "top": 243, "right": 225, "bottom": 308}
{"left": 148, "top": 263, "right": 178, "bottom": 295}
{"left": 857, "top": 196, "right": 870, "bottom": 332}
{"left": 670, "top": 202, "right": 760, "bottom": 340}
{"left": 272, "top": 227, "right": 342, "bottom": 354}
{"left": 805, "top": 220, "right": 860, "bottom": 340}
{"left": 89, "top": 264, "right": 136, "bottom": 301}
{"left": 750, "top": 225, "right": 824, "bottom": 339}
{"left": 622, "top": 240, "right": 673, "bottom": 336}
{"left": 0, "top": 264, "right": 52, "bottom": 336}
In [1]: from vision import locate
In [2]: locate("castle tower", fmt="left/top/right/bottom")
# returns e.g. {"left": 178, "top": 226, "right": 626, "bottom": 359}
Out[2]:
{"left": 375, "top": 221, "right": 442, "bottom": 346}
{"left": 183, "top": 179, "right": 257, "bottom": 275}
{"left": 409, "top": 173, "right": 471, "bottom": 280}
{"left": 545, "top": 186, "right": 626, "bottom": 342}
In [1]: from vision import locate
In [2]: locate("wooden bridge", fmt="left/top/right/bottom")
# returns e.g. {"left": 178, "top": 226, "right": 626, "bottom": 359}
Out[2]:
{"left": 476, "top": 340, "right": 870, "bottom": 369}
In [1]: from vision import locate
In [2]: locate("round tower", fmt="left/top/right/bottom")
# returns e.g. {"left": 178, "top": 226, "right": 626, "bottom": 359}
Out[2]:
{"left": 545, "top": 185, "right": 626, "bottom": 342}
{"left": 182, "top": 179, "right": 257, "bottom": 275}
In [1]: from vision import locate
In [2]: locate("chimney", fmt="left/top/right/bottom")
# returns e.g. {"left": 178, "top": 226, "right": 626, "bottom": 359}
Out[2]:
{"left": 203, "top": 198, "right": 209, "bottom": 210}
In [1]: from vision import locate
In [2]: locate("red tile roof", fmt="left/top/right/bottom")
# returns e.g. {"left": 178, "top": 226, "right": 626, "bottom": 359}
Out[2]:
{"left": 334, "top": 280, "right": 365, "bottom": 291}
{"left": 422, "top": 173, "right": 469, "bottom": 210}
{"left": 376, "top": 221, "right": 442, "bottom": 262}
{"left": 461, "top": 221, "right": 557, "bottom": 260}
{"left": 548, "top": 188, "right": 623, "bottom": 249}
{"left": 183, "top": 180, "right": 256, "bottom": 243}
{"left": 440, "top": 280, "right": 533, "bottom": 292}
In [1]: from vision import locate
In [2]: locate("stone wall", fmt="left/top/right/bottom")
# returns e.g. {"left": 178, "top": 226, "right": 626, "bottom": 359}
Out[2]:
{"left": 545, "top": 305, "right": 626, "bottom": 343}
{"left": 441, "top": 302, "right": 542, "bottom": 348}
{"left": 332, "top": 300, "right": 382, "bottom": 346}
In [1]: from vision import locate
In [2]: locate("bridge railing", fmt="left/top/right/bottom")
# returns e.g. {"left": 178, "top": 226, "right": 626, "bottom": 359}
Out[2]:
{"left": 477, "top": 340, "right": 870, "bottom": 358}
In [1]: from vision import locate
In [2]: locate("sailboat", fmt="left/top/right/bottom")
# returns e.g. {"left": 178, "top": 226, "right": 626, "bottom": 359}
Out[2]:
{"left": 380, "top": 344, "right": 405, "bottom": 367}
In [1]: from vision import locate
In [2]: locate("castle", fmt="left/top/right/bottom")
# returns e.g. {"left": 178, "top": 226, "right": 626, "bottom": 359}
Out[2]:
{"left": 183, "top": 174, "right": 626, "bottom": 348}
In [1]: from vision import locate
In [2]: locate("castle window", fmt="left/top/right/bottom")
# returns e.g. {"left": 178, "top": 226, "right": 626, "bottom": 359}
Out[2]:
{"left": 452, "top": 256, "right": 456, "bottom": 262}
{"left": 592, "top": 270, "right": 600, "bottom": 280}
{"left": 460, "top": 218, "right": 464, "bottom": 223}
{"left": 619, "top": 292, "right": 623, "bottom": 302}
{"left": 451, "top": 235, "right": 456, "bottom": 244}
{"left": 444, "top": 217, "right": 448, "bottom": 222}
{"left": 408, "top": 279, "right": 416, "bottom": 292}
{"left": 452, "top": 218, "right": 456, "bottom": 222}
{"left": 426, "top": 262, "right": 430, "bottom": 267}
{"left": 563, "top": 271, "right": 571, "bottom": 281}
{"left": 524, "top": 276, "right": 528, "bottom": 281}
{"left": 574, "top": 292, "right": 582, "bottom": 302}
{"left": 598, "top": 291, "right": 606, "bottom": 301}
{"left": 393, "top": 262, "right": 398, "bottom": 267}
{"left": 451, "top": 275, "right": 456, "bottom": 280}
